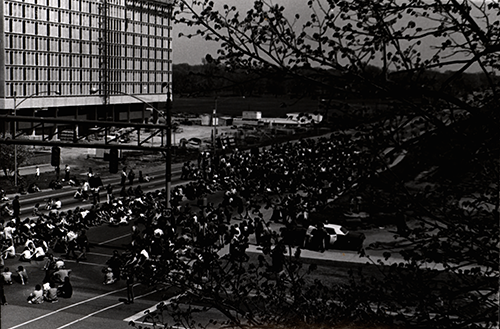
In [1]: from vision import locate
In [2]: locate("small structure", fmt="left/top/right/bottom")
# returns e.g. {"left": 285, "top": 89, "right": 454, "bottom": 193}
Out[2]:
{"left": 200, "top": 114, "right": 218, "bottom": 126}
{"left": 242, "top": 111, "right": 262, "bottom": 120}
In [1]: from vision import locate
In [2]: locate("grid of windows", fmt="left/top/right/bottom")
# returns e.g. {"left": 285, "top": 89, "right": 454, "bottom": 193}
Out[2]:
{"left": 4, "top": 0, "right": 172, "bottom": 98}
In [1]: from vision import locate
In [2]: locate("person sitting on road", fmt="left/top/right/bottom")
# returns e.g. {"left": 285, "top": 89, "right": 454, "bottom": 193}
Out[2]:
{"left": 1, "top": 239, "right": 16, "bottom": 259}
{"left": 27, "top": 284, "right": 44, "bottom": 304}
{"left": 45, "top": 197, "right": 55, "bottom": 210}
{"left": 102, "top": 267, "right": 117, "bottom": 285}
{"left": 1, "top": 267, "right": 13, "bottom": 285}
{"left": 74, "top": 188, "right": 83, "bottom": 199}
{"left": 33, "top": 239, "right": 48, "bottom": 260}
{"left": 43, "top": 282, "right": 58, "bottom": 303}
{"left": 32, "top": 203, "right": 42, "bottom": 216}
{"left": 49, "top": 180, "right": 63, "bottom": 190}
{"left": 19, "top": 246, "right": 34, "bottom": 262}
{"left": 51, "top": 267, "right": 72, "bottom": 285}
{"left": 0, "top": 189, "right": 8, "bottom": 201}
{"left": 54, "top": 198, "right": 62, "bottom": 209}
{"left": 134, "top": 185, "right": 144, "bottom": 197}
{"left": 68, "top": 176, "right": 80, "bottom": 187}
{"left": 27, "top": 182, "right": 41, "bottom": 193}
{"left": 57, "top": 277, "right": 73, "bottom": 298}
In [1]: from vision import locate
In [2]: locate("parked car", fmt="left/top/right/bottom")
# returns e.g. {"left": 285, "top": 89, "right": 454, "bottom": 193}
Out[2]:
{"left": 323, "top": 223, "right": 365, "bottom": 251}
{"left": 303, "top": 224, "right": 365, "bottom": 251}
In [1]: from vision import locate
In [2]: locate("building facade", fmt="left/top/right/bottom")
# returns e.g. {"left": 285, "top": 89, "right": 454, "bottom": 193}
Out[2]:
{"left": 0, "top": 0, "right": 172, "bottom": 136}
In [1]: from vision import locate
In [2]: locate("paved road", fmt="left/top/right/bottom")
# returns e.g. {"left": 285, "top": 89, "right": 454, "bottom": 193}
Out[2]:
{"left": 2, "top": 145, "right": 481, "bottom": 328}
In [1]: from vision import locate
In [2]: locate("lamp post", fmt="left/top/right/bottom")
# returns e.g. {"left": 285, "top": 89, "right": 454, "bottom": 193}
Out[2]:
{"left": 91, "top": 87, "right": 173, "bottom": 208}
{"left": 213, "top": 97, "right": 218, "bottom": 157}
{"left": 162, "top": 0, "right": 175, "bottom": 210}
{"left": 13, "top": 90, "right": 60, "bottom": 186}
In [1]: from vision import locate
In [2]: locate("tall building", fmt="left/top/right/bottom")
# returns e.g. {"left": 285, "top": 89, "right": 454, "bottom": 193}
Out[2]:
{"left": 0, "top": 0, "right": 172, "bottom": 137}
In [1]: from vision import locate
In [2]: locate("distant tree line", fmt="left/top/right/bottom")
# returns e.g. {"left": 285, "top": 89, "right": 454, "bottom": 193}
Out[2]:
{"left": 173, "top": 61, "right": 495, "bottom": 100}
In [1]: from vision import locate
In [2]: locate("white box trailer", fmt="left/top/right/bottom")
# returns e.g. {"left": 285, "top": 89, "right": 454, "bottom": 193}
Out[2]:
{"left": 242, "top": 111, "right": 262, "bottom": 120}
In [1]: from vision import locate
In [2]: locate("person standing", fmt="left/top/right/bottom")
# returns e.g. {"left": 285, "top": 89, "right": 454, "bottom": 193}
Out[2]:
{"left": 64, "top": 164, "right": 70, "bottom": 181}
{"left": 128, "top": 169, "right": 135, "bottom": 186}
{"left": 106, "top": 184, "right": 113, "bottom": 204}
{"left": 120, "top": 167, "right": 127, "bottom": 187}
{"left": 106, "top": 250, "right": 123, "bottom": 282}
{"left": 0, "top": 273, "right": 7, "bottom": 305}
{"left": 75, "top": 230, "right": 89, "bottom": 262}
{"left": 55, "top": 165, "right": 60, "bottom": 180}
{"left": 92, "top": 186, "right": 100, "bottom": 205}
{"left": 125, "top": 270, "right": 134, "bottom": 304}
{"left": 12, "top": 195, "right": 21, "bottom": 221}
{"left": 35, "top": 166, "right": 40, "bottom": 180}
{"left": 17, "top": 266, "right": 29, "bottom": 285}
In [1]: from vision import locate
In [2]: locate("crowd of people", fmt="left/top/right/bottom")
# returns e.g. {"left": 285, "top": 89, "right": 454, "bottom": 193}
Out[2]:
{"left": 0, "top": 133, "right": 370, "bottom": 306}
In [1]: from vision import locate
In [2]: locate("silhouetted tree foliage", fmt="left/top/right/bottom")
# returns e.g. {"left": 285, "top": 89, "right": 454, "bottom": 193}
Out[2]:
{"left": 131, "top": 1, "right": 499, "bottom": 328}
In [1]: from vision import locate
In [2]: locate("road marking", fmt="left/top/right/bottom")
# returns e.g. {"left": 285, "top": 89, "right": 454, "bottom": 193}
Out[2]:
{"left": 123, "top": 292, "right": 188, "bottom": 323}
{"left": 97, "top": 233, "right": 130, "bottom": 245}
{"left": 8, "top": 287, "right": 129, "bottom": 329}
{"left": 87, "top": 251, "right": 114, "bottom": 258}
{"left": 56, "top": 288, "right": 159, "bottom": 329}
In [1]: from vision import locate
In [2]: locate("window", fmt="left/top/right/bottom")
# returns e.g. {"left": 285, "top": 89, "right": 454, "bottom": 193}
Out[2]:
{"left": 38, "top": 22, "right": 48, "bottom": 35}
{"left": 71, "top": 27, "right": 81, "bottom": 39}
{"left": 49, "top": 24, "right": 59, "bottom": 36}
{"left": 49, "top": 9, "right": 58, "bottom": 22}
{"left": 61, "top": 26, "right": 70, "bottom": 38}
{"left": 25, "top": 21, "right": 36, "bottom": 35}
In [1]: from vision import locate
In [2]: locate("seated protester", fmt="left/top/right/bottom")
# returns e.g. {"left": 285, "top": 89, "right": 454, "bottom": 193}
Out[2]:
{"left": 134, "top": 185, "right": 144, "bottom": 197}
{"left": 27, "top": 182, "right": 41, "bottom": 193}
{"left": 1, "top": 204, "right": 14, "bottom": 218}
{"left": 120, "top": 186, "right": 128, "bottom": 197}
{"left": 1, "top": 239, "right": 16, "bottom": 259}
{"left": 19, "top": 246, "right": 34, "bottom": 262}
{"left": 0, "top": 188, "right": 8, "bottom": 201}
{"left": 33, "top": 239, "right": 48, "bottom": 261}
{"left": 17, "top": 266, "right": 29, "bottom": 285}
{"left": 127, "top": 186, "right": 135, "bottom": 196}
{"left": 49, "top": 180, "right": 63, "bottom": 190}
{"left": 57, "top": 277, "right": 73, "bottom": 298}
{"left": 51, "top": 267, "right": 72, "bottom": 285}
{"left": 102, "top": 267, "right": 117, "bottom": 285}
{"left": 42, "top": 254, "right": 59, "bottom": 283}
{"left": 32, "top": 203, "right": 42, "bottom": 217}
{"left": 43, "top": 282, "right": 58, "bottom": 303}
{"left": 1, "top": 267, "right": 13, "bottom": 284}
{"left": 73, "top": 188, "right": 83, "bottom": 199}
{"left": 45, "top": 197, "right": 55, "bottom": 210}
{"left": 54, "top": 198, "right": 62, "bottom": 210}
{"left": 27, "top": 284, "right": 44, "bottom": 304}
{"left": 18, "top": 222, "right": 34, "bottom": 244}
{"left": 68, "top": 176, "right": 80, "bottom": 187}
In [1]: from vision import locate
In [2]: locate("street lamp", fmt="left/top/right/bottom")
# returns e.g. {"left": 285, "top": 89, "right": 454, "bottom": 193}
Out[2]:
{"left": 91, "top": 87, "right": 173, "bottom": 209}
{"left": 213, "top": 97, "right": 218, "bottom": 157}
{"left": 13, "top": 90, "right": 60, "bottom": 186}
{"left": 162, "top": 0, "right": 175, "bottom": 210}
